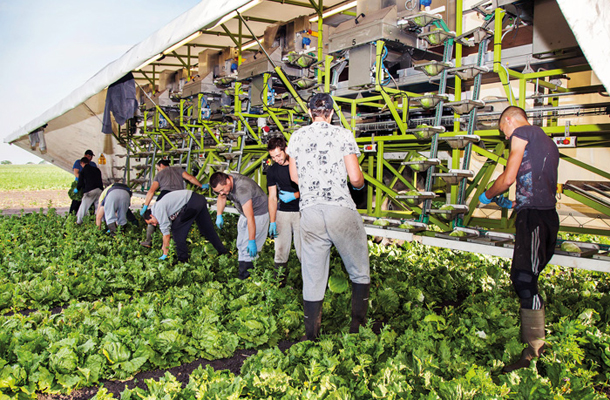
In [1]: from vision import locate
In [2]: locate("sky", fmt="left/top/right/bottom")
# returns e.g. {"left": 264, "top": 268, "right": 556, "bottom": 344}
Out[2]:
{"left": 0, "top": 0, "right": 201, "bottom": 164}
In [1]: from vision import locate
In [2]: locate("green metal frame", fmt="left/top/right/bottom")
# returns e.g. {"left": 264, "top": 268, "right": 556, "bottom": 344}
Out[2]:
{"left": 124, "top": 0, "right": 610, "bottom": 239}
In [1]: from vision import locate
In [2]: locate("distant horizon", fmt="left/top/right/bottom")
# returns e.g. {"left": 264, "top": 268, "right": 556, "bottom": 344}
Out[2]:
{"left": 0, "top": 160, "right": 52, "bottom": 166}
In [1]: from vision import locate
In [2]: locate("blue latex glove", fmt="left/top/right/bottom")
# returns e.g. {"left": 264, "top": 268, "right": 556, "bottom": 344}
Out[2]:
{"left": 159, "top": 254, "right": 167, "bottom": 260}
{"left": 478, "top": 192, "right": 492, "bottom": 205}
{"left": 352, "top": 183, "right": 365, "bottom": 191}
{"left": 494, "top": 196, "right": 513, "bottom": 209}
{"left": 140, "top": 204, "right": 148, "bottom": 216}
{"left": 74, "top": 177, "right": 78, "bottom": 182}
{"left": 73, "top": 188, "right": 78, "bottom": 194}
{"left": 247, "top": 240, "right": 257, "bottom": 257}
{"left": 420, "top": 0, "right": 432, "bottom": 6}
{"left": 279, "top": 190, "right": 296, "bottom": 203}
{"left": 269, "top": 222, "right": 277, "bottom": 238}
{"left": 216, "top": 214, "right": 224, "bottom": 229}
{"left": 201, "top": 183, "right": 209, "bottom": 190}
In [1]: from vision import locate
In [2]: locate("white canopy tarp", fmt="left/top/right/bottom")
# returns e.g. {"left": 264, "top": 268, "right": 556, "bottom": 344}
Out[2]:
{"left": 4, "top": 0, "right": 249, "bottom": 145}
{"left": 556, "top": 0, "right": 610, "bottom": 93}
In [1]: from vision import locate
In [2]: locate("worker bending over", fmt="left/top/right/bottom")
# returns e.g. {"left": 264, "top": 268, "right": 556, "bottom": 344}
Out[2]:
{"left": 95, "top": 182, "right": 133, "bottom": 235}
{"left": 211, "top": 172, "right": 269, "bottom": 279}
{"left": 143, "top": 190, "right": 226, "bottom": 262}
{"left": 140, "top": 159, "right": 208, "bottom": 247}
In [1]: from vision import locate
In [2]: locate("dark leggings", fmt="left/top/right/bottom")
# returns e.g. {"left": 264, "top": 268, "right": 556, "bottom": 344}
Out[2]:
{"left": 511, "top": 209, "right": 559, "bottom": 310}
{"left": 171, "top": 193, "right": 227, "bottom": 262}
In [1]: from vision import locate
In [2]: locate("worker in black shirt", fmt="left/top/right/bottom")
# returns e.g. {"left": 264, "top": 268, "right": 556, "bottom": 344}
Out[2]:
{"left": 70, "top": 149, "right": 98, "bottom": 214}
{"left": 76, "top": 157, "right": 104, "bottom": 224}
{"left": 267, "top": 136, "right": 301, "bottom": 286}
{"left": 478, "top": 106, "right": 560, "bottom": 372}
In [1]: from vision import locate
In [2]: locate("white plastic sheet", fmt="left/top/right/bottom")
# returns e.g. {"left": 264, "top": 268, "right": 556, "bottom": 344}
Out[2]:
{"left": 5, "top": 0, "right": 249, "bottom": 145}
{"left": 556, "top": 0, "right": 610, "bottom": 93}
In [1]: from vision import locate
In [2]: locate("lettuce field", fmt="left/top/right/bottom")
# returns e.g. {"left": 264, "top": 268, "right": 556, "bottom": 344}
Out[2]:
{"left": 1, "top": 210, "right": 610, "bottom": 399}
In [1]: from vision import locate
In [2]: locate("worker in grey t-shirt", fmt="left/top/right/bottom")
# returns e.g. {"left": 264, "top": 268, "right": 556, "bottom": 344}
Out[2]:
{"left": 143, "top": 190, "right": 227, "bottom": 262}
{"left": 140, "top": 159, "right": 208, "bottom": 248}
{"left": 210, "top": 172, "right": 269, "bottom": 279}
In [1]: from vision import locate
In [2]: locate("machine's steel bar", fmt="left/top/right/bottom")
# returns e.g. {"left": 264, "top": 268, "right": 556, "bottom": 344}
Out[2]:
{"left": 562, "top": 189, "right": 610, "bottom": 217}
{"left": 560, "top": 154, "right": 610, "bottom": 181}
{"left": 421, "top": 37, "right": 454, "bottom": 222}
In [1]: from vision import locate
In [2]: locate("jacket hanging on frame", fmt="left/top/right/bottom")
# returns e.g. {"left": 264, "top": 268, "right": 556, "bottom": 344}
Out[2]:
{"left": 102, "top": 72, "right": 137, "bottom": 134}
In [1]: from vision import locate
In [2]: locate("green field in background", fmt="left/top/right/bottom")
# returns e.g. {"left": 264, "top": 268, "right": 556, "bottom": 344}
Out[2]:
{"left": 0, "top": 165, "right": 73, "bottom": 190}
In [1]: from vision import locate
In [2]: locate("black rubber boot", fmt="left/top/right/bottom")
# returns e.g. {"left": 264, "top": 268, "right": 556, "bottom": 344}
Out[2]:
{"left": 140, "top": 224, "right": 155, "bottom": 248}
{"left": 238, "top": 261, "right": 254, "bottom": 280}
{"left": 107, "top": 222, "right": 117, "bottom": 237}
{"left": 349, "top": 283, "right": 370, "bottom": 334}
{"left": 303, "top": 300, "right": 323, "bottom": 341}
{"left": 503, "top": 307, "right": 545, "bottom": 373}
{"left": 274, "top": 262, "right": 288, "bottom": 288}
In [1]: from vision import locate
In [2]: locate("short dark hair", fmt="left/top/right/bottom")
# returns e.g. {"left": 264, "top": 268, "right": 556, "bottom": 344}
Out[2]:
{"left": 308, "top": 93, "right": 333, "bottom": 110}
{"left": 80, "top": 157, "right": 90, "bottom": 164}
{"left": 210, "top": 172, "right": 229, "bottom": 188}
{"left": 267, "top": 135, "right": 287, "bottom": 151}
{"left": 308, "top": 93, "right": 334, "bottom": 119}
{"left": 85, "top": 149, "right": 94, "bottom": 156}
{"left": 310, "top": 108, "right": 334, "bottom": 119}
{"left": 499, "top": 106, "right": 527, "bottom": 125}
{"left": 157, "top": 159, "right": 170, "bottom": 167}
{"left": 143, "top": 209, "right": 152, "bottom": 220}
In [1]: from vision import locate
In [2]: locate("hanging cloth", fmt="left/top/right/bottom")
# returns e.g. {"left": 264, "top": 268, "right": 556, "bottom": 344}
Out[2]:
{"left": 102, "top": 72, "right": 138, "bottom": 134}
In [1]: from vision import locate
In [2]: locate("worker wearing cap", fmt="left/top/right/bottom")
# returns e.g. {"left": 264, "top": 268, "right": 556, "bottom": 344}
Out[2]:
{"left": 286, "top": 93, "right": 370, "bottom": 341}
{"left": 210, "top": 171, "right": 269, "bottom": 280}
{"left": 477, "top": 106, "right": 559, "bottom": 373}
{"left": 142, "top": 190, "right": 227, "bottom": 262}
{"left": 140, "top": 159, "right": 208, "bottom": 247}
{"left": 267, "top": 135, "right": 301, "bottom": 287}
{"left": 70, "top": 150, "right": 98, "bottom": 214}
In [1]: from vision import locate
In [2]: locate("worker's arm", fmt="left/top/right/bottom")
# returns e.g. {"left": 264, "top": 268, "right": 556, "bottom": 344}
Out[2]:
{"left": 76, "top": 171, "right": 85, "bottom": 190}
{"left": 95, "top": 206, "right": 104, "bottom": 228}
{"left": 162, "top": 234, "right": 171, "bottom": 256}
{"left": 289, "top": 157, "right": 298, "bottom": 185}
{"left": 216, "top": 194, "right": 227, "bottom": 214}
{"left": 485, "top": 136, "right": 527, "bottom": 199}
{"left": 182, "top": 171, "right": 202, "bottom": 188}
{"left": 344, "top": 153, "right": 364, "bottom": 189}
{"left": 268, "top": 185, "right": 278, "bottom": 223}
{"left": 143, "top": 181, "right": 160, "bottom": 207}
{"left": 242, "top": 200, "right": 256, "bottom": 241}
{"left": 73, "top": 168, "right": 80, "bottom": 179}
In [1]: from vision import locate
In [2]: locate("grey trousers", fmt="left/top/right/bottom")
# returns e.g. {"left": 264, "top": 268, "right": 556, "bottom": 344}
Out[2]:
{"left": 274, "top": 210, "right": 301, "bottom": 263}
{"left": 103, "top": 190, "right": 131, "bottom": 226}
{"left": 237, "top": 213, "right": 270, "bottom": 262}
{"left": 77, "top": 188, "right": 102, "bottom": 224}
{"left": 300, "top": 204, "right": 370, "bottom": 302}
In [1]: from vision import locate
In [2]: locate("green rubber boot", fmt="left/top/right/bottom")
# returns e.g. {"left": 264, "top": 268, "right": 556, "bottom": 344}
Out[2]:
{"left": 503, "top": 307, "right": 545, "bottom": 373}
